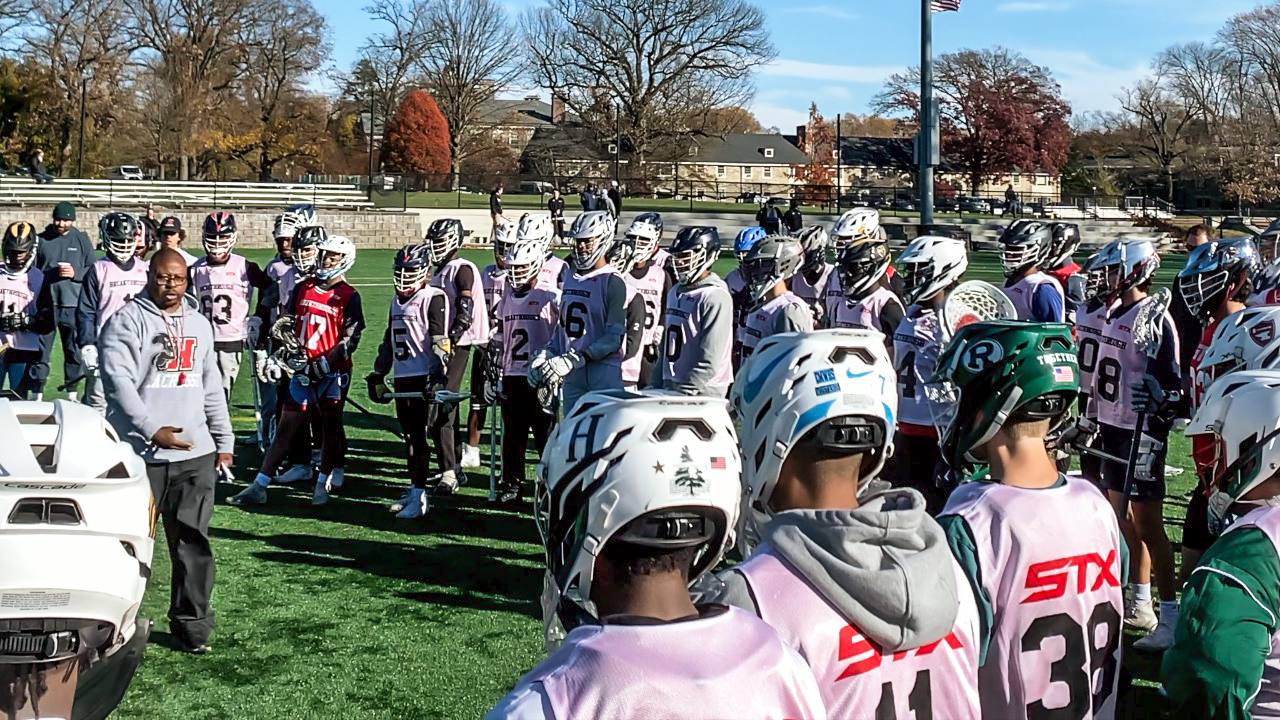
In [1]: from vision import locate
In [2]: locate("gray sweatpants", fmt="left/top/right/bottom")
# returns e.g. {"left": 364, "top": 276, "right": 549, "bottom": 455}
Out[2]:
{"left": 215, "top": 349, "right": 241, "bottom": 401}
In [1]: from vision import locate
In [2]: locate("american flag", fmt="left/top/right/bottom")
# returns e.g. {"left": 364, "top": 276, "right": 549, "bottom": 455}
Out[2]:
{"left": 931, "top": 0, "right": 961, "bottom": 11}
{"left": 710, "top": 457, "right": 726, "bottom": 470}
{"left": 1053, "top": 366, "right": 1075, "bottom": 383}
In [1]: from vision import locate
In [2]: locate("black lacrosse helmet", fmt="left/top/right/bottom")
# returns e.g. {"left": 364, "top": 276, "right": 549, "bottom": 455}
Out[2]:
{"left": 394, "top": 243, "right": 433, "bottom": 293}
{"left": 2, "top": 221, "right": 37, "bottom": 274}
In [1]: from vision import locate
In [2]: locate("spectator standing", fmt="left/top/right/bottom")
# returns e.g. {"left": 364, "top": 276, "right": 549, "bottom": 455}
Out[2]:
{"left": 757, "top": 199, "right": 782, "bottom": 234}
{"left": 489, "top": 184, "right": 505, "bottom": 234}
{"left": 158, "top": 216, "right": 198, "bottom": 266}
{"left": 29, "top": 149, "right": 53, "bottom": 184}
{"left": 607, "top": 180, "right": 622, "bottom": 216}
{"left": 100, "top": 248, "right": 232, "bottom": 654}
{"left": 33, "top": 201, "right": 95, "bottom": 397}
{"left": 783, "top": 198, "right": 803, "bottom": 233}
{"left": 1004, "top": 185, "right": 1019, "bottom": 217}
{"left": 548, "top": 189, "right": 566, "bottom": 241}
{"left": 140, "top": 205, "right": 160, "bottom": 254}
{"left": 580, "top": 183, "right": 597, "bottom": 212}
{"left": 598, "top": 186, "right": 616, "bottom": 217}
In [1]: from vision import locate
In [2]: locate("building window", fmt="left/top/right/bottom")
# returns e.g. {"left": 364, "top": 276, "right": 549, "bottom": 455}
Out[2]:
{"left": 657, "top": 164, "right": 674, "bottom": 178}
{"left": 508, "top": 130, "right": 519, "bottom": 146}
{"left": 763, "top": 167, "right": 773, "bottom": 179}
{"left": 716, "top": 165, "right": 725, "bottom": 178}
{"left": 744, "top": 166, "right": 753, "bottom": 179}
{"left": 688, "top": 145, "right": 698, "bottom": 157}
{"left": 764, "top": 148, "right": 774, "bottom": 158}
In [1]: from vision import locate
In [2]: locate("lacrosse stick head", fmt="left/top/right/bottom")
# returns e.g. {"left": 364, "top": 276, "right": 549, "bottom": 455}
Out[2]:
{"left": 941, "top": 280, "right": 1018, "bottom": 342}
{"left": 1133, "top": 287, "right": 1172, "bottom": 358}
{"left": 536, "top": 379, "right": 561, "bottom": 416}
{"left": 269, "top": 315, "right": 307, "bottom": 374}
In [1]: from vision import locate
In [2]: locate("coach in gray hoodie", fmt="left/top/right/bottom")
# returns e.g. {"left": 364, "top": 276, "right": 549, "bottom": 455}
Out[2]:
{"left": 99, "top": 248, "right": 232, "bottom": 654}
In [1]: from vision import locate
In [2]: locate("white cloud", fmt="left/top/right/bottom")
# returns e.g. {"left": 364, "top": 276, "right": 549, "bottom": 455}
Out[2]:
{"left": 1019, "top": 49, "right": 1151, "bottom": 113}
{"left": 794, "top": 4, "right": 858, "bottom": 20}
{"left": 751, "top": 102, "right": 810, "bottom": 132}
{"left": 998, "top": 1, "right": 1070, "bottom": 11}
{"left": 760, "top": 58, "right": 902, "bottom": 84}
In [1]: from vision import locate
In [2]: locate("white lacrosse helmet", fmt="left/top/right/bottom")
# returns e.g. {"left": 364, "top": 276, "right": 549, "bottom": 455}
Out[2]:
{"left": 1186, "top": 370, "right": 1280, "bottom": 522}
{"left": 274, "top": 204, "right": 317, "bottom": 240}
{"left": 625, "top": 216, "right": 662, "bottom": 264}
{"left": 732, "top": 330, "right": 897, "bottom": 545}
{"left": 897, "top": 235, "right": 969, "bottom": 306}
{"left": 536, "top": 390, "right": 741, "bottom": 632}
{"left": 568, "top": 211, "right": 615, "bottom": 271}
{"left": 314, "top": 234, "right": 356, "bottom": 281}
{"left": 492, "top": 218, "right": 517, "bottom": 267}
{"left": 1198, "top": 306, "right": 1280, "bottom": 389}
{"left": 506, "top": 224, "right": 549, "bottom": 289}
{"left": 831, "top": 207, "right": 882, "bottom": 248}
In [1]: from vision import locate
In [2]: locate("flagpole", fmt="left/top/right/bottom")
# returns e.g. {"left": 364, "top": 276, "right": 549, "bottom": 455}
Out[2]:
{"left": 920, "top": 0, "right": 935, "bottom": 226}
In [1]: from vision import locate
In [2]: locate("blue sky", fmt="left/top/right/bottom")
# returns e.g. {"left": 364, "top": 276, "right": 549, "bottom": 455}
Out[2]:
{"left": 315, "top": 0, "right": 1259, "bottom": 132}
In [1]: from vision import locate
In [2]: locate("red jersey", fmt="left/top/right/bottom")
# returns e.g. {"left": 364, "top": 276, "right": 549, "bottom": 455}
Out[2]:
{"left": 292, "top": 278, "right": 364, "bottom": 369}
{"left": 1046, "top": 261, "right": 1080, "bottom": 290}
{"left": 1191, "top": 318, "right": 1220, "bottom": 408}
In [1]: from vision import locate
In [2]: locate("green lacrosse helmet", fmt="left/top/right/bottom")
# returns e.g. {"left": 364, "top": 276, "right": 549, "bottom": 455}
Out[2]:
{"left": 927, "top": 320, "right": 1079, "bottom": 466}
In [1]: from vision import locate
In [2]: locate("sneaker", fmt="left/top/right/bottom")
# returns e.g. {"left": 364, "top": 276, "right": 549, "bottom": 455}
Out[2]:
{"left": 228, "top": 483, "right": 268, "bottom": 506}
{"left": 274, "top": 465, "right": 312, "bottom": 485}
{"left": 311, "top": 448, "right": 323, "bottom": 466}
{"left": 389, "top": 488, "right": 414, "bottom": 513}
{"left": 312, "top": 479, "right": 330, "bottom": 506}
{"left": 435, "top": 470, "right": 459, "bottom": 495}
{"left": 1124, "top": 598, "right": 1158, "bottom": 632}
{"left": 329, "top": 467, "right": 345, "bottom": 488}
{"left": 460, "top": 445, "right": 481, "bottom": 469}
{"left": 1133, "top": 620, "right": 1175, "bottom": 651}
{"left": 395, "top": 488, "right": 429, "bottom": 519}
{"left": 497, "top": 484, "right": 520, "bottom": 504}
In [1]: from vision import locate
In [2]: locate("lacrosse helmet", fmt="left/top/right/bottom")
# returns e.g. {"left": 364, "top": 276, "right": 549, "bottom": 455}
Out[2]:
{"left": 568, "top": 211, "right": 615, "bottom": 271}
{"left": 734, "top": 226, "right": 767, "bottom": 262}
{"left": 670, "top": 226, "right": 721, "bottom": 286}
{"left": 835, "top": 238, "right": 892, "bottom": 301}
{"left": 897, "top": 235, "right": 969, "bottom": 306}
{"left": 274, "top": 204, "right": 317, "bottom": 241}
{"left": 1187, "top": 370, "right": 1280, "bottom": 525}
{"left": 2, "top": 221, "right": 37, "bottom": 275}
{"left": 201, "top": 211, "right": 237, "bottom": 261}
{"left": 741, "top": 235, "right": 803, "bottom": 303}
{"left": 492, "top": 219, "right": 516, "bottom": 268}
{"left": 732, "top": 330, "right": 896, "bottom": 544}
{"left": 927, "top": 320, "right": 1078, "bottom": 465}
{"left": 506, "top": 226, "right": 548, "bottom": 291}
{"left": 1178, "top": 238, "right": 1259, "bottom": 319}
{"left": 1197, "top": 306, "right": 1280, "bottom": 393}
{"left": 625, "top": 214, "right": 663, "bottom": 264}
{"left": 99, "top": 212, "right": 142, "bottom": 263}
{"left": 314, "top": 234, "right": 356, "bottom": 281}
{"left": 292, "top": 225, "right": 327, "bottom": 276}
{"left": 393, "top": 243, "right": 432, "bottom": 294}
{"left": 831, "top": 207, "right": 881, "bottom": 249}
{"left": 998, "top": 220, "right": 1053, "bottom": 277}
{"left": 794, "top": 226, "right": 831, "bottom": 276}
{"left": 1080, "top": 248, "right": 1108, "bottom": 304}
{"left": 1047, "top": 222, "right": 1082, "bottom": 269}
{"left": 1258, "top": 218, "right": 1280, "bottom": 266}
{"left": 1098, "top": 237, "right": 1163, "bottom": 303}
{"left": 536, "top": 391, "right": 741, "bottom": 633}
{"left": 606, "top": 233, "right": 639, "bottom": 275}
{"left": 426, "top": 218, "right": 464, "bottom": 266}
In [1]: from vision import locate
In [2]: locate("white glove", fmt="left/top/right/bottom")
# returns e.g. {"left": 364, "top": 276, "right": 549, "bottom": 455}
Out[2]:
{"left": 528, "top": 348, "right": 555, "bottom": 387}
{"left": 253, "top": 350, "right": 269, "bottom": 382}
{"left": 262, "top": 357, "right": 284, "bottom": 383}
{"left": 542, "top": 351, "right": 583, "bottom": 383}
{"left": 247, "top": 316, "right": 263, "bottom": 347}
{"left": 80, "top": 344, "right": 98, "bottom": 371}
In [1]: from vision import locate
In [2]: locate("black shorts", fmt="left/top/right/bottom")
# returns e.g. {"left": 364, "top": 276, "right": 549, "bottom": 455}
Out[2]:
{"left": 1097, "top": 422, "right": 1167, "bottom": 501}
{"left": 469, "top": 345, "right": 491, "bottom": 409}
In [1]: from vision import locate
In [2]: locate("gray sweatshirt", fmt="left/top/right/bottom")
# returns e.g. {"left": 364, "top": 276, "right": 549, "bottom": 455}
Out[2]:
{"left": 655, "top": 273, "right": 733, "bottom": 398}
{"left": 711, "top": 488, "right": 960, "bottom": 653}
{"left": 99, "top": 293, "right": 234, "bottom": 463}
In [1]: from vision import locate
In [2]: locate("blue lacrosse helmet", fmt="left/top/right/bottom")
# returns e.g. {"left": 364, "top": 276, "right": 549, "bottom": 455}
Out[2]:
{"left": 734, "top": 226, "right": 767, "bottom": 261}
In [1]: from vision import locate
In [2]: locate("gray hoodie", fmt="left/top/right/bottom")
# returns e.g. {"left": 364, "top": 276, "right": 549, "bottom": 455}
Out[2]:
{"left": 99, "top": 293, "right": 234, "bottom": 463}
{"left": 711, "top": 487, "right": 960, "bottom": 653}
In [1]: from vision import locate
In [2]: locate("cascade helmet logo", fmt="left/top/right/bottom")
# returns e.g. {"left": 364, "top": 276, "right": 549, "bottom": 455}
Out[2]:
{"left": 960, "top": 339, "right": 1004, "bottom": 373}
{"left": 1251, "top": 319, "right": 1276, "bottom": 346}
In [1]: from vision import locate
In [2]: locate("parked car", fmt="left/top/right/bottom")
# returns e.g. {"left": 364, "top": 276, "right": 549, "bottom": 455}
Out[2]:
{"left": 107, "top": 165, "right": 144, "bottom": 181}
{"left": 890, "top": 197, "right": 917, "bottom": 212}
{"left": 958, "top": 197, "right": 992, "bottom": 214}
{"left": 518, "top": 180, "right": 556, "bottom": 194}
{"left": 934, "top": 196, "right": 958, "bottom": 212}
{"left": 737, "top": 191, "right": 769, "bottom": 204}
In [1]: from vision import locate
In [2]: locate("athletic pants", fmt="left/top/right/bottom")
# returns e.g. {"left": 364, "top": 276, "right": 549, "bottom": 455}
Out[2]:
{"left": 501, "top": 374, "right": 555, "bottom": 493}
{"left": 430, "top": 345, "right": 471, "bottom": 474}
{"left": 147, "top": 453, "right": 217, "bottom": 647}
{"left": 34, "top": 307, "right": 81, "bottom": 394}
{"left": 394, "top": 375, "right": 433, "bottom": 489}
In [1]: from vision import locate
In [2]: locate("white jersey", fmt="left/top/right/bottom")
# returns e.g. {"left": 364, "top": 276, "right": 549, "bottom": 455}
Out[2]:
{"left": 388, "top": 286, "right": 447, "bottom": 379}
{"left": 560, "top": 266, "right": 622, "bottom": 367}
{"left": 0, "top": 268, "right": 44, "bottom": 352}
{"left": 433, "top": 257, "right": 489, "bottom": 347}
{"left": 734, "top": 546, "right": 981, "bottom": 719}
{"left": 622, "top": 261, "right": 667, "bottom": 382}
{"left": 1004, "top": 272, "right": 1064, "bottom": 322}
{"left": 480, "top": 264, "right": 507, "bottom": 318}
{"left": 790, "top": 264, "right": 832, "bottom": 306}
{"left": 1220, "top": 506, "right": 1280, "bottom": 718}
{"left": 486, "top": 606, "right": 827, "bottom": 720}
{"left": 1095, "top": 296, "right": 1177, "bottom": 430}
{"left": 742, "top": 292, "right": 812, "bottom": 360}
{"left": 1076, "top": 300, "right": 1114, "bottom": 418}
{"left": 190, "top": 253, "right": 255, "bottom": 343}
{"left": 942, "top": 476, "right": 1124, "bottom": 720}
{"left": 893, "top": 305, "right": 942, "bottom": 428}
{"left": 829, "top": 285, "right": 903, "bottom": 334}
{"left": 495, "top": 284, "right": 561, "bottom": 377}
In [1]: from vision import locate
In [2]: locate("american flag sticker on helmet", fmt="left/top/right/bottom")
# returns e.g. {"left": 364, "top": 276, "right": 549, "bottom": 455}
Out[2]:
{"left": 1053, "top": 365, "right": 1075, "bottom": 383}
{"left": 710, "top": 457, "right": 726, "bottom": 469}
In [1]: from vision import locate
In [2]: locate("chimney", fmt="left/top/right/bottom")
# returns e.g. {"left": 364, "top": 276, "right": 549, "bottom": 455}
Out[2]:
{"left": 794, "top": 125, "right": 808, "bottom": 152}
{"left": 552, "top": 94, "right": 566, "bottom": 125}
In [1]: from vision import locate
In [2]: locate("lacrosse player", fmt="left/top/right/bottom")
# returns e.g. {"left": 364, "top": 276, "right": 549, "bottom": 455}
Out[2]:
{"left": 713, "top": 330, "right": 980, "bottom": 717}
{"left": 603, "top": 234, "right": 659, "bottom": 392}
{"left": 737, "top": 235, "right": 812, "bottom": 364}
{"left": 1250, "top": 220, "right": 1280, "bottom": 306}
{"left": 230, "top": 234, "right": 364, "bottom": 507}
{"left": 830, "top": 231, "right": 904, "bottom": 357}
{"left": 633, "top": 211, "right": 669, "bottom": 269}
{"left": 933, "top": 321, "right": 1125, "bottom": 719}
{"left": 1067, "top": 248, "right": 1117, "bottom": 492}
{"left": 656, "top": 227, "right": 734, "bottom": 398}
{"left": 1092, "top": 237, "right": 1181, "bottom": 651}
{"left": 891, "top": 235, "right": 969, "bottom": 513}
{"left": 529, "top": 211, "right": 629, "bottom": 414}
{"left": 424, "top": 218, "right": 488, "bottom": 494}
{"left": 1159, "top": 370, "right": 1280, "bottom": 716}
{"left": 487, "top": 392, "right": 825, "bottom": 720}
{"left": 998, "top": 220, "right": 1065, "bottom": 323}
{"left": 189, "top": 211, "right": 274, "bottom": 401}
{"left": 789, "top": 226, "right": 832, "bottom": 321}
{"left": 78, "top": 212, "right": 149, "bottom": 411}
{"left": 1044, "top": 222, "right": 1084, "bottom": 323}
{"left": 367, "top": 244, "right": 448, "bottom": 519}
{"left": 463, "top": 219, "right": 514, "bottom": 471}
{"left": 728, "top": 226, "right": 765, "bottom": 370}
{"left": 487, "top": 216, "right": 561, "bottom": 503}
{"left": 619, "top": 214, "right": 672, "bottom": 388}
{"left": 0, "top": 221, "right": 54, "bottom": 398}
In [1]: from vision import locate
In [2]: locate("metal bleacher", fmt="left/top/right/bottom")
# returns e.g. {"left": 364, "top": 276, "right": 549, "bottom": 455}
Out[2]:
{"left": 0, "top": 178, "right": 373, "bottom": 210}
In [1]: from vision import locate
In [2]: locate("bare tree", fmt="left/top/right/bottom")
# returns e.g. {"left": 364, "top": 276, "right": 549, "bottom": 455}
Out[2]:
{"left": 0, "top": 0, "right": 29, "bottom": 45}
{"left": 358, "top": 0, "right": 431, "bottom": 117}
{"left": 1117, "top": 78, "right": 1199, "bottom": 201}
{"left": 521, "top": 0, "right": 775, "bottom": 172}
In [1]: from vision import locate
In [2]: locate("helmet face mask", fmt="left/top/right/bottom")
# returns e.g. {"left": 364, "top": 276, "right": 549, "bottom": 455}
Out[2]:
{"left": 202, "top": 211, "right": 238, "bottom": 261}
{"left": 625, "top": 217, "right": 661, "bottom": 263}
{"left": 1186, "top": 371, "right": 1280, "bottom": 527}
{"left": 291, "top": 226, "right": 327, "bottom": 275}
{"left": 742, "top": 236, "right": 803, "bottom": 302}
{"left": 606, "top": 235, "right": 638, "bottom": 274}
{"left": 568, "top": 212, "right": 615, "bottom": 271}
{"left": 2, "top": 222, "right": 37, "bottom": 275}
{"left": 1178, "top": 239, "right": 1258, "bottom": 318}
{"left": 897, "top": 235, "right": 968, "bottom": 306}
{"left": 99, "top": 212, "right": 142, "bottom": 263}
{"left": 670, "top": 227, "right": 721, "bottom": 286}
{"left": 836, "top": 242, "right": 890, "bottom": 300}
{"left": 393, "top": 244, "right": 432, "bottom": 295}
{"left": 506, "top": 228, "right": 549, "bottom": 290}
{"left": 426, "top": 219, "right": 463, "bottom": 266}
{"left": 314, "top": 235, "right": 356, "bottom": 281}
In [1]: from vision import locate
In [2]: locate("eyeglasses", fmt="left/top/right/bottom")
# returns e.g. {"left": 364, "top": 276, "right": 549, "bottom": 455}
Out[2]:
{"left": 153, "top": 274, "right": 186, "bottom": 287}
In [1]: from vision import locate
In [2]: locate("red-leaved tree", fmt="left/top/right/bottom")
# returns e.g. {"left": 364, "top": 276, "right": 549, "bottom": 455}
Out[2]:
{"left": 874, "top": 47, "right": 1072, "bottom": 194}
{"left": 380, "top": 90, "right": 452, "bottom": 177}
{"left": 793, "top": 102, "right": 835, "bottom": 203}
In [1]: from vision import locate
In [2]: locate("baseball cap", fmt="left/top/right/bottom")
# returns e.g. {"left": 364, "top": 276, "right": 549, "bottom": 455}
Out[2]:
{"left": 159, "top": 216, "right": 183, "bottom": 233}
{"left": 53, "top": 201, "right": 76, "bottom": 221}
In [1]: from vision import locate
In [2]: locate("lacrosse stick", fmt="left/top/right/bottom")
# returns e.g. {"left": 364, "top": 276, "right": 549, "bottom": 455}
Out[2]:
{"left": 250, "top": 374, "right": 265, "bottom": 451}
{"left": 487, "top": 400, "right": 500, "bottom": 502}
{"left": 940, "top": 280, "right": 1018, "bottom": 342}
{"left": 382, "top": 389, "right": 472, "bottom": 404}
{"left": 1120, "top": 287, "right": 1172, "bottom": 517}
{"left": 345, "top": 395, "right": 406, "bottom": 442}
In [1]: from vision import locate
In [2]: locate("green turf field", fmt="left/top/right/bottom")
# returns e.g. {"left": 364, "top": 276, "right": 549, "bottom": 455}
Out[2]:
{"left": 44, "top": 247, "right": 1191, "bottom": 719}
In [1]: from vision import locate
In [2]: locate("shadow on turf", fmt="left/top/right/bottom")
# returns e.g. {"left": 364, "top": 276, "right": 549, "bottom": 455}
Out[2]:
{"left": 208, "top": 527, "right": 542, "bottom": 619}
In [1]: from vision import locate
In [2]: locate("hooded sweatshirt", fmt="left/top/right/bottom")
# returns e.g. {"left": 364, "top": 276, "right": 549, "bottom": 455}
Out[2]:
{"left": 656, "top": 273, "right": 733, "bottom": 397}
{"left": 710, "top": 488, "right": 980, "bottom": 717}
{"left": 99, "top": 292, "right": 234, "bottom": 463}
